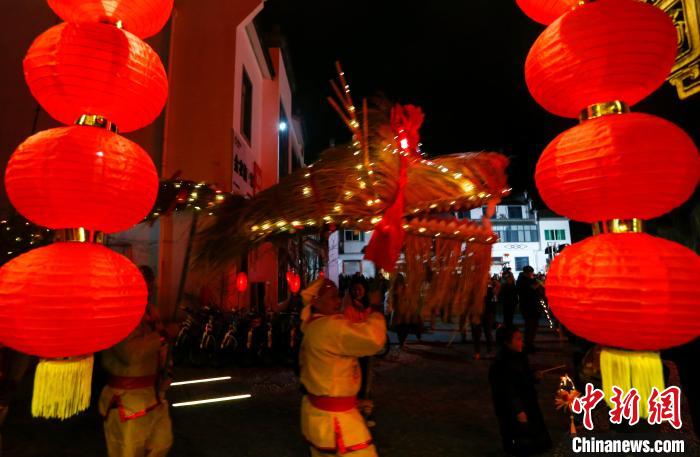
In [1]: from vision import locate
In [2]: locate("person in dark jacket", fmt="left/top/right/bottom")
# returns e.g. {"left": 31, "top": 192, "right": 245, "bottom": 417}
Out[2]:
{"left": 516, "top": 266, "right": 542, "bottom": 353}
{"left": 489, "top": 326, "right": 551, "bottom": 456}
{"left": 472, "top": 276, "right": 499, "bottom": 359}
{"left": 499, "top": 271, "right": 518, "bottom": 327}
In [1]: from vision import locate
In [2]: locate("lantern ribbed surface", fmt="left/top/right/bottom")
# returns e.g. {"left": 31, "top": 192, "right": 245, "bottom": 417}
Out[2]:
{"left": 47, "top": 0, "right": 173, "bottom": 39}
{"left": 535, "top": 113, "right": 700, "bottom": 222}
{"left": 546, "top": 233, "right": 700, "bottom": 351}
{"left": 525, "top": 0, "right": 677, "bottom": 118}
{"left": 515, "top": 0, "right": 579, "bottom": 25}
{"left": 24, "top": 22, "right": 168, "bottom": 132}
{"left": 0, "top": 243, "right": 146, "bottom": 358}
{"left": 5, "top": 126, "right": 158, "bottom": 233}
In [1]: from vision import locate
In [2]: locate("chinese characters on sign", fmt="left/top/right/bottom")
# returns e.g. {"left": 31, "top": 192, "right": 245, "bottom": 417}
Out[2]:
{"left": 572, "top": 384, "right": 682, "bottom": 430}
{"left": 232, "top": 130, "right": 260, "bottom": 195}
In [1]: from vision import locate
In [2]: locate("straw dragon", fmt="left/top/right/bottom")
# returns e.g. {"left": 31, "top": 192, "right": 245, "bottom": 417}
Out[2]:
{"left": 197, "top": 67, "right": 509, "bottom": 320}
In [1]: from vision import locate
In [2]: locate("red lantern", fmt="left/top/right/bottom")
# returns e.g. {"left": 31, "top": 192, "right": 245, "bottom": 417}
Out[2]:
{"left": 24, "top": 22, "right": 168, "bottom": 132}
{"left": 546, "top": 233, "right": 700, "bottom": 351}
{"left": 0, "top": 243, "right": 146, "bottom": 358}
{"left": 536, "top": 113, "right": 700, "bottom": 222}
{"left": 236, "top": 272, "right": 248, "bottom": 293}
{"left": 47, "top": 0, "right": 174, "bottom": 39}
{"left": 287, "top": 271, "right": 301, "bottom": 294}
{"left": 525, "top": 0, "right": 677, "bottom": 117}
{"left": 515, "top": 0, "right": 579, "bottom": 25}
{"left": 5, "top": 126, "right": 159, "bottom": 233}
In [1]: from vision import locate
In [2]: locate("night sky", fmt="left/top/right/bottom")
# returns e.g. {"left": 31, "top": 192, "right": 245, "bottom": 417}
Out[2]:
{"left": 261, "top": 0, "right": 700, "bottom": 206}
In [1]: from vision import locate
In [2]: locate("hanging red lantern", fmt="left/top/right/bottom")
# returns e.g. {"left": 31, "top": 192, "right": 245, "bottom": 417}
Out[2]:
{"left": 546, "top": 233, "right": 700, "bottom": 351}
{"left": 47, "top": 0, "right": 174, "bottom": 39}
{"left": 236, "top": 271, "right": 248, "bottom": 293}
{"left": 0, "top": 242, "right": 146, "bottom": 419}
{"left": 515, "top": 0, "right": 579, "bottom": 25}
{"left": 24, "top": 22, "right": 168, "bottom": 132}
{"left": 525, "top": 0, "right": 677, "bottom": 118}
{"left": 0, "top": 242, "right": 146, "bottom": 357}
{"left": 536, "top": 113, "right": 700, "bottom": 222}
{"left": 287, "top": 271, "right": 301, "bottom": 294}
{"left": 5, "top": 126, "right": 159, "bottom": 233}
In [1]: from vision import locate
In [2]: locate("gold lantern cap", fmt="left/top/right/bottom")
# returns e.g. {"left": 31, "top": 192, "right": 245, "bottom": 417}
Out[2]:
{"left": 53, "top": 228, "right": 106, "bottom": 244}
{"left": 76, "top": 114, "right": 119, "bottom": 133}
{"left": 592, "top": 219, "right": 644, "bottom": 235}
{"left": 579, "top": 100, "right": 630, "bottom": 122}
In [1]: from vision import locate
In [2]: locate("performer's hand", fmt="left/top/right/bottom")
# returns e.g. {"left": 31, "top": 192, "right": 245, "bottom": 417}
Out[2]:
{"left": 516, "top": 411, "right": 528, "bottom": 423}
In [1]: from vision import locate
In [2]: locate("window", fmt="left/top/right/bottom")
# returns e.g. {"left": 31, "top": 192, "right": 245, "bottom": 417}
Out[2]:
{"left": 507, "top": 206, "right": 523, "bottom": 219}
{"left": 279, "top": 105, "right": 289, "bottom": 179}
{"left": 241, "top": 68, "right": 253, "bottom": 143}
{"left": 515, "top": 257, "right": 530, "bottom": 271}
{"left": 344, "top": 230, "right": 365, "bottom": 241}
{"left": 494, "top": 224, "right": 538, "bottom": 242}
{"left": 343, "top": 260, "right": 362, "bottom": 275}
{"left": 544, "top": 229, "right": 567, "bottom": 241}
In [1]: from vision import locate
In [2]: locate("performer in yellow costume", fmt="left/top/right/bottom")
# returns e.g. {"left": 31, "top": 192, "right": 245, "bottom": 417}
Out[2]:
{"left": 99, "top": 308, "right": 173, "bottom": 457}
{"left": 300, "top": 278, "right": 387, "bottom": 456}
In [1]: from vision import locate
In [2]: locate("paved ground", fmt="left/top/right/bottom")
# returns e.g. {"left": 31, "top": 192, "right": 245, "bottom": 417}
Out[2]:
{"left": 3, "top": 323, "right": 698, "bottom": 457}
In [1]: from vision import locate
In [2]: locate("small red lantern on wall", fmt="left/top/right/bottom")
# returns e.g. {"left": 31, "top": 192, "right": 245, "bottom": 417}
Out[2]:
{"left": 286, "top": 271, "right": 301, "bottom": 294}
{"left": 535, "top": 113, "right": 700, "bottom": 222}
{"left": 5, "top": 126, "right": 159, "bottom": 232}
{"left": 47, "top": 0, "right": 174, "bottom": 39}
{"left": 24, "top": 22, "right": 168, "bottom": 132}
{"left": 515, "top": 0, "right": 579, "bottom": 25}
{"left": 236, "top": 271, "right": 248, "bottom": 293}
{"left": 525, "top": 0, "right": 677, "bottom": 118}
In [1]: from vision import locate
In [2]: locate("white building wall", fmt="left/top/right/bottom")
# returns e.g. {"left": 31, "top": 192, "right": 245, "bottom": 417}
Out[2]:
{"left": 539, "top": 218, "right": 572, "bottom": 248}
{"left": 232, "top": 7, "right": 266, "bottom": 196}
{"left": 336, "top": 230, "right": 377, "bottom": 278}
{"left": 490, "top": 241, "right": 543, "bottom": 276}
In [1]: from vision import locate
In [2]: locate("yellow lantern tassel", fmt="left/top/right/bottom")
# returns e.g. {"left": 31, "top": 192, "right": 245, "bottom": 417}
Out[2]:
{"left": 600, "top": 348, "right": 664, "bottom": 419}
{"left": 31, "top": 355, "right": 94, "bottom": 419}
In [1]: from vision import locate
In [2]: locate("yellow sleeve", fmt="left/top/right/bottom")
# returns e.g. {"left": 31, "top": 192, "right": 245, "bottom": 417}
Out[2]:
{"left": 336, "top": 312, "right": 387, "bottom": 357}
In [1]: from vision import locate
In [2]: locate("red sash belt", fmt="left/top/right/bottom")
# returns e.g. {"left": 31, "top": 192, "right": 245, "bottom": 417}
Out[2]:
{"left": 307, "top": 394, "right": 357, "bottom": 412}
{"left": 108, "top": 375, "right": 157, "bottom": 390}
{"left": 104, "top": 394, "right": 161, "bottom": 422}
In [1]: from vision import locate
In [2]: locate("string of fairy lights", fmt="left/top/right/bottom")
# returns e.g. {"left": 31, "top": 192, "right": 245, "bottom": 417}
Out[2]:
{"left": 0, "top": 179, "right": 230, "bottom": 265}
